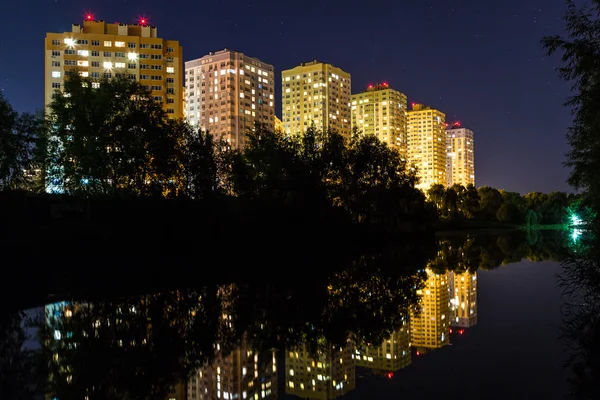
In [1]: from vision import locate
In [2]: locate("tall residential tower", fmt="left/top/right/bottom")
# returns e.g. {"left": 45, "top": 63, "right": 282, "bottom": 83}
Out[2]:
{"left": 281, "top": 61, "right": 351, "bottom": 137}
{"left": 446, "top": 122, "right": 475, "bottom": 187}
{"left": 45, "top": 18, "right": 183, "bottom": 118}
{"left": 351, "top": 83, "right": 408, "bottom": 159}
{"left": 185, "top": 49, "right": 275, "bottom": 148}
{"left": 410, "top": 269, "right": 450, "bottom": 353}
{"left": 407, "top": 103, "right": 447, "bottom": 191}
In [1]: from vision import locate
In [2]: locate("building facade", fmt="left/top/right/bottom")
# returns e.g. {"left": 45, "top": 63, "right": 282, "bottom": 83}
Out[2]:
{"left": 281, "top": 61, "right": 351, "bottom": 138}
{"left": 354, "top": 322, "right": 411, "bottom": 373}
{"left": 285, "top": 343, "right": 355, "bottom": 399}
{"left": 446, "top": 123, "right": 475, "bottom": 187}
{"left": 187, "top": 339, "right": 277, "bottom": 400}
{"left": 410, "top": 268, "right": 450, "bottom": 352}
{"left": 45, "top": 19, "right": 183, "bottom": 118}
{"left": 185, "top": 49, "right": 275, "bottom": 148}
{"left": 449, "top": 271, "right": 478, "bottom": 328}
{"left": 407, "top": 103, "right": 447, "bottom": 191}
{"left": 351, "top": 83, "right": 408, "bottom": 159}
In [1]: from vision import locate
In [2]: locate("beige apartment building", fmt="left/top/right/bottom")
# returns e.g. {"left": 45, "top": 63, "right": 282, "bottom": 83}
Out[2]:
{"left": 45, "top": 19, "right": 183, "bottom": 118}
{"left": 281, "top": 61, "right": 351, "bottom": 138}
{"left": 446, "top": 123, "right": 475, "bottom": 187}
{"left": 449, "top": 271, "right": 478, "bottom": 328}
{"left": 185, "top": 49, "right": 275, "bottom": 148}
{"left": 407, "top": 103, "right": 447, "bottom": 191}
{"left": 286, "top": 343, "right": 355, "bottom": 399}
{"left": 354, "top": 321, "right": 411, "bottom": 373}
{"left": 187, "top": 338, "right": 277, "bottom": 400}
{"left": 351, "top": 83, "right": 408, "bottom": 159}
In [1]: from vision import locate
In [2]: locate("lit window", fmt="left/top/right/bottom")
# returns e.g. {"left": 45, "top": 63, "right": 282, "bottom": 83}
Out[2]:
{"left": 77, "top": 60, "right": 89, "bottom": 67}
{"left": 77, "top": 50, "right": 89, "bottom": 57}
{"left": 127, "top": 52, "right": 137, "bottom": 60}
{"left": 115, "top": 62, "right": 126, "bottom": 68}
{"left": 51, "top": 71, "right": 61, "bottom": 78}
{"left": 103, "top": 61, "right": 113, "bottom": 69}
{"left": 104, "top": 41, "right": 112, "bottom": 47}
{"left": 64, "top": 38, "right": 75, "bottom": 46}
{"left": 80, "top": 71, "right": 89, "bottom": 77}
{"left": 115, "top": 41, "right": 125, "bottom": 47}
{"left": 166, "top": 67, "right": 174, "bottom": 73}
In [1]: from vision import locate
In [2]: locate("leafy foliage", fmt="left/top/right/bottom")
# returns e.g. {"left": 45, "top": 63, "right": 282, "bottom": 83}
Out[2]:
{"left": 542, "top": 0, "right": 600, "bottom": 206}
{"left": 428, "top": 183, "right": 577, "bottom": 225}
{"left": 0, "top": 94, "right": 45, "bottom": 191}
{"left": 44, "top": 73, "right": 186, "bottom": 197}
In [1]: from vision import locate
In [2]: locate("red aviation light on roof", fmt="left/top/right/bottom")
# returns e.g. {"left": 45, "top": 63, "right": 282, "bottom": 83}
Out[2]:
{"left": 139, "top": 17, "right": 148, "bottom": 26}
{"left": 85, "top": 13, "right": 94, "bottom": 21}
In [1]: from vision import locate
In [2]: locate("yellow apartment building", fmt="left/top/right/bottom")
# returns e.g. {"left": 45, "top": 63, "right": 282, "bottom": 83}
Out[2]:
{"left": 410, "top": 269, "right": 450, "bottom": 352}
{"left": 446, "top": 122, "right": 475, "bottom": 187}
{"left": 407, "top": 104, "right": 447, "bottom": 191}
{"left": 281, "top": 61, "right": 351, "bottom": 138}
{"left": 185, "top": 49, "right": 275, "bottom": 148}
{"left": 45, "top": 18, "right": 183, "bottom": 118}
{"left": 351, "top": 83, "right": 408, "bottom": 159}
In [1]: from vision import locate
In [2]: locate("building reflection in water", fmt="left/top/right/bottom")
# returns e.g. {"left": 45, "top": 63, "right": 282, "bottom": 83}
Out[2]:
{"left": 41, "top": 266, "right": 479, "bottom": 400}
{"left": 354, "top": 320, "right": 411, "bottom": 374}
{"left": 188, "top": 284, "right": 277, "bottom": 400}
{"left": 187, "top": 338, "right": 277, "bottom": 400}
{"left": 410, "top": 269, "right": 450, "bottom": 354}
{"left": 285, "top": 342, "right": 355, "bottom": 399}
{"left": 449, "top": 271, "right": 478, "bottom": 329}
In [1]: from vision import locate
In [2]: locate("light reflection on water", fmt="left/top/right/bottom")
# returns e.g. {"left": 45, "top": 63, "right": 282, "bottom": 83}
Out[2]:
{"left": 3, "top": 230, "right": 584, "bottom": 399}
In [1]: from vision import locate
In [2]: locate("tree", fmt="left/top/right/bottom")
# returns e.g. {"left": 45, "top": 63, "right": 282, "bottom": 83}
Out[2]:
{"left": 459, "top": 184, "right": 480, "bottom": 218}
{"left": 0, "top": 94, "right": 43, "bottom": 191}
{"left": 181, "top": 129, "right": 223, "bottom": 199}
{"left": 427, "top": 184, "right": 446, "bottom": 214}
{"left": 0, "top": 311, "right": 40, "bottom": 399}
{"left": 542, "top": 0, "right": 600, "bottom": 205}
{"left": 478, "top": 186, "right": 503, "bottom": 220}
{"left": 45, "top": 72, "right": 184, "bottom": 197}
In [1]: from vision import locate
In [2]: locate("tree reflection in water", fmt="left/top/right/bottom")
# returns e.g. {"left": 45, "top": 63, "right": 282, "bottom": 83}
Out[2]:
{"left": 559, "top": 229, "right": 600, "bottom": 400}
{"left": 0, "top": 229, "right": 579, "bottom": 399}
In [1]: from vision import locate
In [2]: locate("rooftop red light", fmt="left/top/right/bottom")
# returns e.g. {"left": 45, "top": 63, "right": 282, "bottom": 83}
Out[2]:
{"left": 85, "top": 13, "right": 94, "bottom": 21}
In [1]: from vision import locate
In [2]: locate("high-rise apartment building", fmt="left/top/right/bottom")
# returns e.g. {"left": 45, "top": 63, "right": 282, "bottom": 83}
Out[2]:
{"left": 410, "top": 268, "right": 450, "bottom": 352}
{"left": 185, "top": 49, "right": 275, "bottom": 148}
{"left": 407, "top": 104, "right": 447, "bottom": 191}
{"left": 446, "top": 122, "right": 475, "bottom": 187}
{"left": 45, "top": 18, "right": 183, "bottom": 118}
{"left": 187, "top": 339, "right": 277, "bottom": 400}
{"left": 286, "top": 343, "right": 355, "bottom": 399}
{"left": 449, "top": 271, "right": 478, "bottom": 328}
{"left": 281, "top": 61, "right": 351, "bottom": 137}
{"left": 351, "top": 83, "right": 408, "bottom": 159}
{"left": 354, "top": 322, "right": 411, "bottom": 373}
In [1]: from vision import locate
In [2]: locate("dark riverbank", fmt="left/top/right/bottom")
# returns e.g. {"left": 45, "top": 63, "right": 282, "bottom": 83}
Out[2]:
{"left": 0, "top": 191, "right": 437, "bottom": 310}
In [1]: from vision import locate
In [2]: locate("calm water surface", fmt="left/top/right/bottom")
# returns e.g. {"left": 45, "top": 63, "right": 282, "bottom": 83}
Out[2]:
{"left": 341, "top": 260, "right": 567, "bottom": 400}
{"left": 4, "top": 231, "right": 586, "bottom": 400}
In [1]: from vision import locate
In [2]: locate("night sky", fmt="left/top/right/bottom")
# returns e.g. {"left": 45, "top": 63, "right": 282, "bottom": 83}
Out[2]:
{"left": 0, "top": 0, "right": 573, "bottom": 193}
